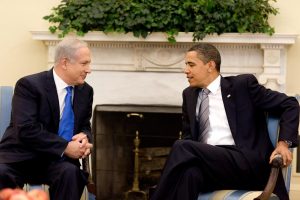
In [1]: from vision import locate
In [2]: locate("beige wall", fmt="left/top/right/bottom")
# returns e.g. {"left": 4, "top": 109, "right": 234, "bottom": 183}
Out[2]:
{"left": 0, "top": 0, "right": 61, "bottom": 86}
{"left": 269, "top": 0, "right": 300, "bottom": 94}
{"left": 0, "top": 0, "right": 299, "bottom": 196}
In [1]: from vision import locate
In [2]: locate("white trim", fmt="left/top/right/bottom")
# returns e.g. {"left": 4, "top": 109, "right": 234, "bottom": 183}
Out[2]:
{"left": 31, "top": 31, "right": 298, "bottom": 44}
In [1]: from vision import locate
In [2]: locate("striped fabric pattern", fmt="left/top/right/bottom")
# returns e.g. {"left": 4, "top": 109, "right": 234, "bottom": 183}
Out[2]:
{"left": 197, "top": 190, "right": 279, "bottom": 200}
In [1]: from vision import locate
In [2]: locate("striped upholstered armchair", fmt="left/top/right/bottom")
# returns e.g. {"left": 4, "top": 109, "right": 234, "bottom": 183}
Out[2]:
{"left": 197, "top": 114, "right": 292, "bottom": 200}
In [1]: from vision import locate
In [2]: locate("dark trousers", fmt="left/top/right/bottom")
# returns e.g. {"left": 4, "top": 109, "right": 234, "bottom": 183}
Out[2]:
{"left": 150, "top": 140, "right": 273, "bottom": 200}
{"left": 0, "top": 158, "right": 87, "bottom": 200}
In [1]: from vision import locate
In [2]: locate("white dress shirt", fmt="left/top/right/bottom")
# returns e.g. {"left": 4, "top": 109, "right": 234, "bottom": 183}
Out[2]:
{"left": 196, "top": 75, "right": 235, "bottom": 145}
{"left": 53, "top": 70, "right": 73, "bottom": 119}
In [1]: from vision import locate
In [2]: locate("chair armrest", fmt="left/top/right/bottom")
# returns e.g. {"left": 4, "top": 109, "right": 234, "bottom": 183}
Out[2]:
{"left": 254, "top": 154, "right": 284, "bottom": 200}
{"left": 82, "top": 157, "right": 96, "bottom": 195}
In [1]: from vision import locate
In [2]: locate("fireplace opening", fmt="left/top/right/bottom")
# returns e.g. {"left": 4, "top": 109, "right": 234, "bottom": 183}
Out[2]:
{"left": 91, "top": 104, "right": 182, "bottom": 200}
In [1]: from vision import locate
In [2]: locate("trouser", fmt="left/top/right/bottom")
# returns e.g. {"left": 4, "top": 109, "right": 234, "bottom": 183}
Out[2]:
{"left": 150, "top": 139, "right": 275, "bottom": 200}
{"left": 0, "top": 158, "right": 87, "bottom": 200}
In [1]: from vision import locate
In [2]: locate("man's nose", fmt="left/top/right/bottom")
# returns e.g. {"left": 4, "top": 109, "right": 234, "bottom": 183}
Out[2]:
{"left": 85, "top": 64, "right": 92, "bottom": 73}
{"left": 183, "top": 65, "right": 190, "bottom": 74}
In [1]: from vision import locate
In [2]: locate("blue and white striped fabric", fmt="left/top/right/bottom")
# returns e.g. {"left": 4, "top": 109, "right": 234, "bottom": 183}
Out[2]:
{"left": 198, "top": 190, "right": 279, "bottom": 200}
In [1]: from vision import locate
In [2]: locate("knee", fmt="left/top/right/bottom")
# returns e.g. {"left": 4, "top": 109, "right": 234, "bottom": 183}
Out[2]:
{"left": 172, "top": 139, "right": 194, "bottom": 152}
{"left": 173, "top": 139, "right": 187, "bottom": 149}
{"left": 60, "top": 163, "right": 81, "bottom": 178}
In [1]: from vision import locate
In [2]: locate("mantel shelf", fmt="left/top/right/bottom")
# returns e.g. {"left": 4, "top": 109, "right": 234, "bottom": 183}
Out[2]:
{"left": 31, "top": 31, "right": 297, "bottom": 45}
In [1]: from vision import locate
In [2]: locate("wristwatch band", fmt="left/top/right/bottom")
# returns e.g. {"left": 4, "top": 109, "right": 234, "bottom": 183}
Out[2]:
{"left": 281, "top": 140, "right": 292, "bottom": 148}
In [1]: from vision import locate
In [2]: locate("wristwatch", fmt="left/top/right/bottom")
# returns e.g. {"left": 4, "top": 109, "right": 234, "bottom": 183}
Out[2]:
{"left": 280, "top": 140, "right": 292, "bottom": 148}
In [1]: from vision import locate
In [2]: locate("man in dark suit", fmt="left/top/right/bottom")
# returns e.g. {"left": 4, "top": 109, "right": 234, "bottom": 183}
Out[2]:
{"left": 0, "top": 38, "right": 93, "bottom": 200}
{"left": 151, "top": 43, "right": 299, "bottom": 200}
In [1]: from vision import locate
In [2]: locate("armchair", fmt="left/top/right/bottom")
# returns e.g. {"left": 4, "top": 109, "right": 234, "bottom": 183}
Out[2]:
{"left": 197, "top": 114, "right": 292, "bottom": 200}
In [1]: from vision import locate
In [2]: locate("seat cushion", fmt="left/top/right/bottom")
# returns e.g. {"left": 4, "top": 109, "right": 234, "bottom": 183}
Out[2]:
{"left": 197, "top": 190, "right": 279, "bottom": 200}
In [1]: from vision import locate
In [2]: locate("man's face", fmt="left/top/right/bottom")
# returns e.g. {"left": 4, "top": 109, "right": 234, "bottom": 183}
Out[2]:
{"left": 184, "top": 51, "right": 211, "bottom": 88}
{"left": 66, "top": 47, "right": 91, "bottom": 85}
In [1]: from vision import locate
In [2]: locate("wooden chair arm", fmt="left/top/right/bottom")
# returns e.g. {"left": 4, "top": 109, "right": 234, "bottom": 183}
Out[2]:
{"left": 254, "top": 154, "right": 284, "bottom": 200}
{"left": 82, "top": 157, "right": 96, "bottom": 195}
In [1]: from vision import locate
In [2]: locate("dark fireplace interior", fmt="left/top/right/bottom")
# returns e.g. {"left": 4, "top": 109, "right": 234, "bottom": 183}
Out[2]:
{"left": 91, "top": 104, "right": 182, "bottom": 200}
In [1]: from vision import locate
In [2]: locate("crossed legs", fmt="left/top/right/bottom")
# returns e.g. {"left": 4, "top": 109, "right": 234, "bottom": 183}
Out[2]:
{"left": 151, "top": 140, "right": 268, "bottom": 200}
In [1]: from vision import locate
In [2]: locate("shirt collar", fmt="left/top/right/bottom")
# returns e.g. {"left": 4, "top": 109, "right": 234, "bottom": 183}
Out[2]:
{"left": 206, "top": 75, "right": 221, "bottom": 94}
{"left": 53, "top": 69, "right": 69, "bottom": 90}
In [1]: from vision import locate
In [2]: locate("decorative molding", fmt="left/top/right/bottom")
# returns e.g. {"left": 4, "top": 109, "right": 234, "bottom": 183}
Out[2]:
{"left": 31, "top": 31, "right": 297, "bottom": 102}
{"left": 31, "top": 31, "right": 297, "bottom": 44}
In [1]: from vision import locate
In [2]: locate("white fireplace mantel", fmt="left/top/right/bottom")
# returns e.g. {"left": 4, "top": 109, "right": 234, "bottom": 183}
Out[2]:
{"left": 31, "top": 31, "right": 297, "bottom": 106}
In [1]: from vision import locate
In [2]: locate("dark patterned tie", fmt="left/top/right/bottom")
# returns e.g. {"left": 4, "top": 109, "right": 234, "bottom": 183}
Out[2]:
{"left": 198, "top": 88, "right": 210, "bottom": 142}
{"left": 58, "top": 86, "right": 74, "bottom": 141}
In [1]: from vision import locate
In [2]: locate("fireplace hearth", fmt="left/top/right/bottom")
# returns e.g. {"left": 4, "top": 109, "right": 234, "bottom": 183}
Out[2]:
{"left": 91, "top": 104, "right": 182, "bottom": 200}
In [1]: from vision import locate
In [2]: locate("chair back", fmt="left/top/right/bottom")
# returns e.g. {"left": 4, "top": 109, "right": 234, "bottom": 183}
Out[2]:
{"left": 0, "top": 86, "right": 13, "bottom": 140}
{"left": 266, "top": 113, "right": 292, "bottom": 193}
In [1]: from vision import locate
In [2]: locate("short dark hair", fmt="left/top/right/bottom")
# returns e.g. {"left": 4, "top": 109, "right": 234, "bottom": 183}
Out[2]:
{"left": 188, "top": 43, "right": 221, "bottom": 72}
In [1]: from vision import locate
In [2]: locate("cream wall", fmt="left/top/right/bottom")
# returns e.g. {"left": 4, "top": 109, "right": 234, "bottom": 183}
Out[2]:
{"left": 0, "top": 0, "right": 299, "bottom": 197}
{"left": 0, "top": 0, "right": 61, "bottom": 86}
{"left": 269, "top": 0, "right": 300, "bottom": 95}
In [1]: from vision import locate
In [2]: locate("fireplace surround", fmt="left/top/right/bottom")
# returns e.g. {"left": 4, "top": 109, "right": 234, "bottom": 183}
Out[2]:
{"left": 92, "top": 104, "right": 181, "bottom": 199}
{"left": 32, "top": 31, "right": 297, "bottom": 199}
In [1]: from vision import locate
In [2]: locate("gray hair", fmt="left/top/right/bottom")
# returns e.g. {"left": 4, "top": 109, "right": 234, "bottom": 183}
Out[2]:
{"left": 54, "top": 37, "right": 88, "bottom": 65}
{"left": 187, "top": 43, "right": 221, "bottom": 72}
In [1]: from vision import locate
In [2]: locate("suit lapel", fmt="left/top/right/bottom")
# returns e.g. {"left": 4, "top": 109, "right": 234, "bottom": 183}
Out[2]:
{"left": 221, "top": 77, "right": 237, "bottom": 138}
{"left": 189, "top": 87, "right": 200, "bottom": 139}
{"left": 45, "top": 69, "right": 60, "bottom": 130}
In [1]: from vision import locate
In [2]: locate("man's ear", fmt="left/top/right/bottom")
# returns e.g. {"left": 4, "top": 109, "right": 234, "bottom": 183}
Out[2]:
{"left": 61, "top": 57, "right": 68, "bottom": 70}
{"left": 208, "top": 60, "right": 216, "bottom": 72}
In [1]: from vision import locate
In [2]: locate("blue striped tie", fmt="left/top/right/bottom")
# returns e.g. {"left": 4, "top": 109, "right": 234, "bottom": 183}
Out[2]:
{"left": 58, "top": 86, "right": 74, "bottom": 141}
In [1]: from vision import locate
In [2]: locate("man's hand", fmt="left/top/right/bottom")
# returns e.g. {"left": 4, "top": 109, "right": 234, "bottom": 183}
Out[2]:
{"left": 64, "top": 132, "right": 93, "bottom": 159}
{"left": 269, "top": 141, "right": 293, "bottom": 167}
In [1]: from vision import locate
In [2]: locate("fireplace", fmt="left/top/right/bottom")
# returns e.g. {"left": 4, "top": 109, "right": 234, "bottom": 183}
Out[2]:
{"left": 92, "top": 104, "right": 182, "bottom": 199}
{"left": 31, "top": 31, "right": 298, "bottom": 198}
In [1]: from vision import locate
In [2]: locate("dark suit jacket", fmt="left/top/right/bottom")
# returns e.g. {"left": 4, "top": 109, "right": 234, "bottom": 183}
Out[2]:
{"left": 0, "top": 69, "right": 93, "bottom": 164}
{"left": 182, "top": 74, "right": 299, "bottom": 196}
